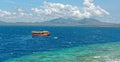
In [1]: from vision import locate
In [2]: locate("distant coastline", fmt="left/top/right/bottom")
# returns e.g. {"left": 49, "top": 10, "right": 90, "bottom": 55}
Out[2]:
{"left": 0, "top": 22, "right": 120, "bottom": 27}
{"left": 0, "top": 18, "right": 120, "bottom": 27}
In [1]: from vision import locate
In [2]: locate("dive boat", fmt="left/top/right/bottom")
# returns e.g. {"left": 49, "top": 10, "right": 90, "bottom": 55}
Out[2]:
{"left": 32, "top": 31, "right": 50, "bottom": 36}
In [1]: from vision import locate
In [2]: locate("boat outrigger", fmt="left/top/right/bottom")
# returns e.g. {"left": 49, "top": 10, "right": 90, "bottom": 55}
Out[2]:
{"left": 32, "top": 31, "right": 50, "bottom": 36}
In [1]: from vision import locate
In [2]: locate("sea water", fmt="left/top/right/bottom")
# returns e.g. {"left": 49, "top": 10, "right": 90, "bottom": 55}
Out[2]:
{"left": 0, "top": 26, "right": 120, "bottom": 62}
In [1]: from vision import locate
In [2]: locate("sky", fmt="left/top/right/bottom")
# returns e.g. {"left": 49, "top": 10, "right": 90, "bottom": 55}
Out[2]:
{"left": 0, "top": 0, "right": 119, "bottom": 23}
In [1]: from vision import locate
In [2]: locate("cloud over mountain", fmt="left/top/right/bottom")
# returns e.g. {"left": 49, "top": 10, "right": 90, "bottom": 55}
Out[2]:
{"left": 31, "top": 1, "right": 83, "bottom": 20}
{"left": 83, "top": 0, "right": 109, "bottom": 18}
{"left": 0, "top": 0, "right": 110, "bottom": 22}
{"left": 31, "top": 0, "right": 109, "bottom": 20}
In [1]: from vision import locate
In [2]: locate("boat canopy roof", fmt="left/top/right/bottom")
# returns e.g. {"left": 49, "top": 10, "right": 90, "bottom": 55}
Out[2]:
{"left": 32, "top": 31, "right": 49, "bottom": 33}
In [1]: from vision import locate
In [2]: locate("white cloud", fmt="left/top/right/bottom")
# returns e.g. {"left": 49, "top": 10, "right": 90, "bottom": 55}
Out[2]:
{"left": 0, "top": 9, "right": 13, "bottom": 18}
{"left": 0, "top": 8, "right": 32, "bottom": 19}
{"left": 0, "top": 8, "right": 34, "bottom": 22}
{"left": 17, "top": 8, "right": 32, "bottom": 17}
{"left": 31, "top": 1, "right": 83, "bottom": 20}
{"left": 31, "top": 1, "right": 109, "bottom": 21}
{"left": 83, "top": 0, "right": 109, "bottom": 17}
{"left": 0, "top": 0, "right": 110, "bottom": 22}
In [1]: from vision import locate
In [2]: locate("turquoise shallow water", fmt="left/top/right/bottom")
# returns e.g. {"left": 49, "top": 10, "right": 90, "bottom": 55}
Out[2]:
{"left": 4, "top": 41, "right": 120, "bottom": 62}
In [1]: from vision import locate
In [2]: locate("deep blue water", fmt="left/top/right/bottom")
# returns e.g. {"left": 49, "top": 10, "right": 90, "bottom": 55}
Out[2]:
{"left": 0, "top": 26, "right": 120, "bottom": 61}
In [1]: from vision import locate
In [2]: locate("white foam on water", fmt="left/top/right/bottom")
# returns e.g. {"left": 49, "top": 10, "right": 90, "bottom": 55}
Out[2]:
{"left": 105, "top": 59, "right": 120, "bottom": 62}
{"left": 103, "top": 56, "right": 120, "bottom": 62}
{"left": 93, "top": 56, "right": 101, "bottom": 59}
{"left": 53, "top": 37, "right": 58, "bottom": 39}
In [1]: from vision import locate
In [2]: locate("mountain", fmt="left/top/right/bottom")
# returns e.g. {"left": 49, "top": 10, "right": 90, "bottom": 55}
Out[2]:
{"left": 78, "top": 18, "right": 106, "bottom": 24}
{"left": 41, "top": 18, "right": 109, "bottom": 26}
{"left": 0, "top": 18, "right": 116, "bottom": 26}
{"left": 0, "top": 20, "right": 7, "bottom": 25}
{"left": 42, "top": 18, "right": 79, "bottom": 24}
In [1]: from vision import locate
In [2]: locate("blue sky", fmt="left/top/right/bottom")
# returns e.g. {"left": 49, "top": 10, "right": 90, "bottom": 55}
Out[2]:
{"left": 0, "top": 0, "right": 119, "bottom": 23}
